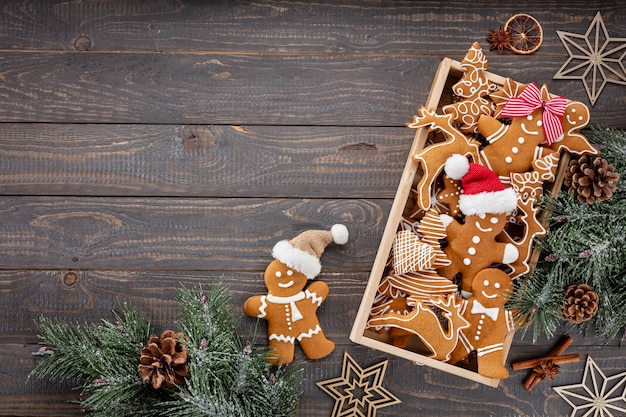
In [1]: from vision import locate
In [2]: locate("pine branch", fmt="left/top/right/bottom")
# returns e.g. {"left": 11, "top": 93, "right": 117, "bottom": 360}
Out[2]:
{"left": 167, "top": 284, "right": 303, "bottom": 417}
{"left": 511, "top": 125, "right": 626, "bottom": 343}
{"left": 30, "top": 283, "right": 303, "bottom": 416}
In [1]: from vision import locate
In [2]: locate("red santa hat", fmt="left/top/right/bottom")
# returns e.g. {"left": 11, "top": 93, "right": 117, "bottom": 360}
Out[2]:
{"left": 444, "top": 154, "right": 518, "bottom": 216}
{"left": 272, "top": 224, "right": 349, "bottom": 279}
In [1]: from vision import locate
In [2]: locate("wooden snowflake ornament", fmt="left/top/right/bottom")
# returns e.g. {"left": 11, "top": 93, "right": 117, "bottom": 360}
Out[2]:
{"left": 554, "top": 356, "right": 626, "bottom": 417}
{"left": 316, "top": 351, "right": 401, "bottom": 417}
{"left": 554, "top": 12, "right": 626, "bottom": 105}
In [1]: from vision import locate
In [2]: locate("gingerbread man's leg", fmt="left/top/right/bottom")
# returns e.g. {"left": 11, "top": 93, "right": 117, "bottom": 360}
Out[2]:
{"left": 476, "top": 343, "right": 509, "bottom": 379}
{"left": 268, "top": 338, "right": 295, "bottom": 366}
{"left": 298, "top": 326, "right": 335, "bottom": 360}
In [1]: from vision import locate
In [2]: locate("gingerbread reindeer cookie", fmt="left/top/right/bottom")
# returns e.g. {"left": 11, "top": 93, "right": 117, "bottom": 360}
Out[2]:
{"left": 244, "top": 224, "right": 349, "bottom": 365}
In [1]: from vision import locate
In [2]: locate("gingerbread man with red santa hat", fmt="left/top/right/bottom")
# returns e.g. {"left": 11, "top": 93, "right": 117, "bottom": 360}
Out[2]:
{"left": 437, "top": 154, "right": 519, "bottom": 297}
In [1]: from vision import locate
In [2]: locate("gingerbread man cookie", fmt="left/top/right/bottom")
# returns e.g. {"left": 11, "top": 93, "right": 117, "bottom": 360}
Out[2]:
{"left": 244, "top": 224, "right": 348, "bottom": 365}
{"left": 448, "top": 268, "right": 516, "bottom": 379}
{"left": 437, "top": 155, "right": 519, "bottom": 296}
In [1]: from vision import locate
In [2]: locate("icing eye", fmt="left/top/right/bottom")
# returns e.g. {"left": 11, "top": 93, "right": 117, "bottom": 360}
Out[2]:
{"left": 483, "top": 280, "right": 489, "bottom": 287}
{"left": 490, "top": 217, "right": 498, "bottom": 224}
{"left": 526, "top": 115, "right": 533, "bottom": 121}
{"left": 287, "top": 269, "right": 293, "bottom": 276}
{"left": 495, "top": 282, "right": 501, "bottom": 289}
{"left": 479, "top": 213, "right": 486, "bottom": 219}
{"left": 537, "top": 120, "right": 542, "bottom": 127}
{"left": 275, "top": 271, "right": 282, "bottom": 278}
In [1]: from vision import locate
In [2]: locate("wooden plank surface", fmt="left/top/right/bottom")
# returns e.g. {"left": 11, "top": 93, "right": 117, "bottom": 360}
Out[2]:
{"left": 1, "top": 1, "right": 625, "bottom": 416}
{"left": 0, "top": 124, "right": 412, "bottom": 197}
{"left": 0, "top": 53, "right": 623, "bottom": 126}
{"left": 0, "top": 197, "right": 387, "bottom": 270}
{"left": 0, "top": 0, "right": 623, "bottom": 55}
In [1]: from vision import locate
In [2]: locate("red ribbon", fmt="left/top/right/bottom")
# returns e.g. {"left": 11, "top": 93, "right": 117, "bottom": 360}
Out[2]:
{"left": 500, "top": 82, "right": 566, "bottom": 146}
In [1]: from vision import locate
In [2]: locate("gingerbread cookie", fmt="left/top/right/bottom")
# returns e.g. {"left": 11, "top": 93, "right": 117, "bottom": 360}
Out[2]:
{"left": 443, "top": 42, "right": 497, "bottom": 134}
{"left": 448, "top": 268, "right": 516, "bottom": 379}
{"left": 492, "top": 79, "right": 598, "bottom": 156}
{"left": 437, "top": 155, "right": 519, "bottom": 296}
{"left": 368, "top": 294, "right": 470, "bottom": 361}
{"left": 409, "top": 107, "right": 482, "bottom": 210}
{"left": 497, "top": 197, "right": 547, "bottom": 278}
{"left": 244, "top": 224, "right": 349, "bottom": 365}
{"left": 392, "top": 230, "right": 436, "bottom": 274}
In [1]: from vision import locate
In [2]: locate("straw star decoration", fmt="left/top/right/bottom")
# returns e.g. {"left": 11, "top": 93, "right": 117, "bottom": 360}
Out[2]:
{"left": 316, "top": 351, "right": 401, "bottom": 417}
{"left": 553, "top": 356, "right": 626, "bottom": 417}
{"left": 554, "top": 11, "right": 626, "bottom": 105}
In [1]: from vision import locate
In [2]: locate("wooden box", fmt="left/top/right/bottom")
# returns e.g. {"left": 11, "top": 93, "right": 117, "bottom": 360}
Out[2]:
{"left": 350, "top": 57, "right": 567, "bottom": 387}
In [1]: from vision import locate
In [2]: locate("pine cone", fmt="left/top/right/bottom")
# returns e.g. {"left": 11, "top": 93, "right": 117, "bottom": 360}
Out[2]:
{"left": 561, "top": 284, "right": 599, "bottom": 324}
{"left": 138, "top": 330, "right": 188, "bottom": 389}
{"left": 564, "top": 155, "right": 620, "bottom": 204}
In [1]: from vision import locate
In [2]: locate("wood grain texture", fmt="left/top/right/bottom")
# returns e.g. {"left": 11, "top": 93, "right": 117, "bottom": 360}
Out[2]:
{"left": 0, "top": 124, "right": 412, "bottom": 197}
{"left": 1, "top": 1, "right": 625, "bottom": 416}
{"left": 0, "top": 197, "right": 387, "bottom": 270}
{"left": 0, "top": 53, "right": 623, "bottom": 126}
{"left": 0, "top": 0, "right": 623, "bottom": 55}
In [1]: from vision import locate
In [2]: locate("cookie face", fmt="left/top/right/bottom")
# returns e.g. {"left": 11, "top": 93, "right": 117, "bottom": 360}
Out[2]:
{"left": 472, "top": 270, "right": 513, "bottom": 305}
{"left": 264, "top": 259, "right": 308, "bottom": 297}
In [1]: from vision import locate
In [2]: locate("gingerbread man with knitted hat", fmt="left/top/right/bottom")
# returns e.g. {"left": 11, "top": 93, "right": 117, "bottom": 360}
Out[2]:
{"left": 244, "top": 224, "right": 349, "bottom": 365}
{"left": 436, "top": 154, "right": 519, "bottom": 297}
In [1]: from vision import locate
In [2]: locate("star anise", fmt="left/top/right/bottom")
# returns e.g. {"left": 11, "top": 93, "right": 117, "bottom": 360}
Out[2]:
{"left": 487, "top": 24, "right": 514, "bottom": 54}
{"left": 533, "top": 360, "right": 560, "bottom": 381}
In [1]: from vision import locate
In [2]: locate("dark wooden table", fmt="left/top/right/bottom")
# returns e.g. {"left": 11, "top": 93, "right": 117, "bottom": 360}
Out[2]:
{"left": 1, "top": 1, "right": 625, "bottom": 416}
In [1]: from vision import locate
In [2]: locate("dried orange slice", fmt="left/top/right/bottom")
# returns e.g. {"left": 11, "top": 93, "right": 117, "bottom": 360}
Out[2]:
{"left": 505, "top": 13, "right": 543, "bottom": 54}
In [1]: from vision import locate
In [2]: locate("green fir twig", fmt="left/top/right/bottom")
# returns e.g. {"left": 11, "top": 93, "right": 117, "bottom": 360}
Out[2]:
{"left": 510, "top": 125, "right": 626, "bottom": 343}
{"left": 29, "top": 282, "right": 303, "bottom": 417}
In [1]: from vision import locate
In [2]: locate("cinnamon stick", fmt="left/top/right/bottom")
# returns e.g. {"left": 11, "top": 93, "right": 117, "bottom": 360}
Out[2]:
{"left": 512, "top": 353, "right": 579, "bottom": 371}
{"left": 521, "top": 336, "right": 574, "bottom": 391}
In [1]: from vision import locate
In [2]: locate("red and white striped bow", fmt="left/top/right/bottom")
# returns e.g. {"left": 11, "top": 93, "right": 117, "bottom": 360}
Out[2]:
{"left": 500, "top": 82, "right": 566, "bottom": 146}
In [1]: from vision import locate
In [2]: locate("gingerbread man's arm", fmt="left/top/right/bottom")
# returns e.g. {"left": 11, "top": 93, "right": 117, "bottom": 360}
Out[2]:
{"left": 243, "top": 295, "right": 265, "bottom": 318}
{"left": 305, "top": 280, "right": 329, "bottom": 303}
{"left": 491, "top": 241, "right": 519, "bottom": 265}
{"left": 439, "top": 214, "right": 462, "bottom": 236}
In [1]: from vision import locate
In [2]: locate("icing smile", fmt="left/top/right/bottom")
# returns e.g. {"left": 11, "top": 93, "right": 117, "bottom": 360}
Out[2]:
{"left": 521, "top": 123, "right": 539, "bottom": 136}
{"left": 475, "top": 222, "right": 493, "bottom": 233}
{"left": 481, "top": 290, "right": 498, "bottom": 299}
{"left": 278, "top": 280, "right": 294, "bottom": 288}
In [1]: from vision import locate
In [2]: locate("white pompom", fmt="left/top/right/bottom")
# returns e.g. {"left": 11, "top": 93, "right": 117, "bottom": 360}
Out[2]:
{"left": 444, "top": 154, "right": 470, "bottom": 180}
{"left": 331, "top": 224, "right": 349, "bottom": 245}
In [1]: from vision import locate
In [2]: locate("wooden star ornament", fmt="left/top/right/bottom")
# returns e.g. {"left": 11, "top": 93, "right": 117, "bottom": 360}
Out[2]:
{"left": 554, "top": 356, "right": 626, "bottom": 417}
{"left": 316, "top": 351, "right": 401, "bottom": 417}
{"left": 554, "top": 12, "right": 626, "bottom": 105}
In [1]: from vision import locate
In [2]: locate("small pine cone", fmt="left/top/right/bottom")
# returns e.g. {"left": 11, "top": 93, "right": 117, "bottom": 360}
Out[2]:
{"left": 138, "top": 330, "right": 188, "bottom": 389}
{"left": 564, "top": 155, "right": 620, "bottom": 204}
{"left": 561, "top": 284, "right": 599, "bottom": 324}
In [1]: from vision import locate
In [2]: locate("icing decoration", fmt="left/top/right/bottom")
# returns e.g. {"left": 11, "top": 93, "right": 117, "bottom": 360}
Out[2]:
{"left": 392, "top": 230, "right": 436, "bottom": 274}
